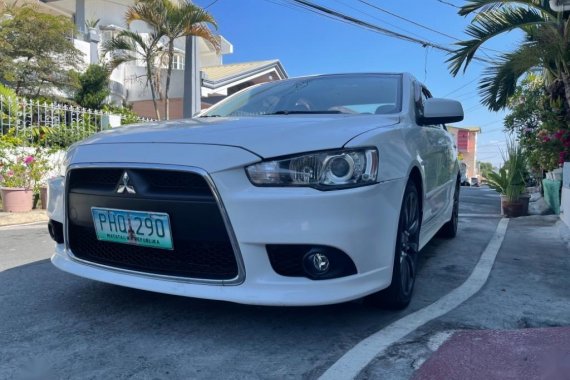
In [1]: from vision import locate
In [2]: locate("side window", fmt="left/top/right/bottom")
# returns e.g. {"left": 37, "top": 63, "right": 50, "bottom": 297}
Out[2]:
{"left": 414, "top": 83, "right": 424, "bottom": 120}
{"left": 418, "top": 86, "right": 438, "bottom": 127}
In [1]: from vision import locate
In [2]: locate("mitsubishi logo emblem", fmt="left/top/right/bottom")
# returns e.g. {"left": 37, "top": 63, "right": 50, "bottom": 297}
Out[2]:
{"left": 312, "top": 253, "right": 330, "bottom": 273}
{"left": 117, "top": 171, "right": 136, "bottom": 194}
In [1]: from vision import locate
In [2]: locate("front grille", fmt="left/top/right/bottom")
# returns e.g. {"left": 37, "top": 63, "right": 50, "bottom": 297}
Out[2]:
{"left": 67, "top": 168, "right": 239, "bottom": 280}
{"left": 68, "top": 168, "right": 123, "bottom": 191}
{"left": 69, "top": 225, "right": 237, "bottom": 279}
{"left": 68, "top": 168, "right": 212, "bottom": 196}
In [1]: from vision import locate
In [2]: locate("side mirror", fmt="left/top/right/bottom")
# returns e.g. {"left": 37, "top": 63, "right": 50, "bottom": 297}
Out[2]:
{"left": 420, "top": 98, "right": 464, "bottom": 125}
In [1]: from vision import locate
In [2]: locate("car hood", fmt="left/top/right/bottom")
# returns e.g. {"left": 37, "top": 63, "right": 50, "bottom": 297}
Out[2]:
{"left": 81, "top": 115, "right": 400, "bottom": 158}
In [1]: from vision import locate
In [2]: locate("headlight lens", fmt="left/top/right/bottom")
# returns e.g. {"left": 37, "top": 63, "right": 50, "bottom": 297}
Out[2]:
{"left": 246, "top": 148, "right": 378, "bottom": 189}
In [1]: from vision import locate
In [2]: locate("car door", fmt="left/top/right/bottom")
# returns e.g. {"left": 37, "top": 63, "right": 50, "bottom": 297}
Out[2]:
{"left": 416, "top": 86, "right": 454, "bottom": 222}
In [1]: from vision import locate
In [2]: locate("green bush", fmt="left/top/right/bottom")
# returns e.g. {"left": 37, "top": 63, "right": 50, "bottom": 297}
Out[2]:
{"left": 75, "top": 65, "right": 110, "bottom": 110}
{"left": 0, "top": 83, "right": 19, "bottom": 134}
{"left": 486, "top": 140, "right": 526, "bottom": 202}
{"left": 102, "top": 105, "right": 143, "bottom": 125}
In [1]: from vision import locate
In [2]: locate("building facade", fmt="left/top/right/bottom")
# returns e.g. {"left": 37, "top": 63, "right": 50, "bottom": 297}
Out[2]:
{"left": 38, "top": 0, "right": 288, "bottom": 118}
{"left": 447, "top": 126, "right": 481, "bottom": 180}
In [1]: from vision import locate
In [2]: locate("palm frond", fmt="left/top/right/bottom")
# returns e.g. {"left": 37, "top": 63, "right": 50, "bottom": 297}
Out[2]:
{"left": 448, "top": 7, "right": 549, "bottom": 75}
{"left": 459, "top": 0, "right": 556, "bottom": 18}
{"left": 478, "top": 42, "right": 542, "bottom": 110}
{"left": 126, "top": 0, "right": 167, "bottom": 29}
{"left": 186, "top": 24, "right": 220, "bottom": 52}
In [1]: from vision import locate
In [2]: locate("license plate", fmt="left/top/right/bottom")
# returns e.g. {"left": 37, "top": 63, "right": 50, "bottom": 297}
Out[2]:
{"left": 91, "top": 207, "right": 173, "bottom": 250}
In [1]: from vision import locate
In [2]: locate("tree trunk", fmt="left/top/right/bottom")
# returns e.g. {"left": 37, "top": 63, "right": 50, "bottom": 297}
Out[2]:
{"left": 147, "top": 64, "right": 161, "bottom": 120}
{"left": 561, "top": 72, "right": 570, "bottom": 121}
{"left": 164, "top": 40, "right": 174, "bottom": 121}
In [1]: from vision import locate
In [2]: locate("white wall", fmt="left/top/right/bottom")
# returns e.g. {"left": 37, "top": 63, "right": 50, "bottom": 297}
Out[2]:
{"left": 74, "top": 39, "right": 91, "bottom": 70}
{"left": 123, "top": 67, "right": 185, "bottom": 102}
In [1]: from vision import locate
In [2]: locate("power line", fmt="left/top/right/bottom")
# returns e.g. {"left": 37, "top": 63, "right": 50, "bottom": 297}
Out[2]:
{"left": 480, "top": 119, "right": 504, "bottom": 128}
{"left": 204, "top": 0, "right": 221, "bottom": 9}
{"left": 265, "top": 0, "right": 359, "bottom": 29}
{"left": 435, "top": 0, "right": 461, "bottom": 9}
{"left": 358, "top": 0, "right": 502, "bottom": 54}
{"left": 286, "top": 0, "right": 494, "bottom": 64}
{"left": 442, "top": 77, "right": 480, "bottom": 97}
{"left": 359, "top": 0, "right": 461, "bottom": 42}
{"left": 331, "top": 0, "right": 428, "bottom": 40}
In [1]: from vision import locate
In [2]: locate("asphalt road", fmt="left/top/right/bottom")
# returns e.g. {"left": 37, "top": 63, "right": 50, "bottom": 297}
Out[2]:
{"left": 1, "top": 187, "right": 501, "bottom": 380}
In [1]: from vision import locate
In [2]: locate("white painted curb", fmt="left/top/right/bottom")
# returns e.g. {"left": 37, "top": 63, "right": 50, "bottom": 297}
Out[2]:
{"left": 320, "top": 218, "right": 510, "bottom": 380}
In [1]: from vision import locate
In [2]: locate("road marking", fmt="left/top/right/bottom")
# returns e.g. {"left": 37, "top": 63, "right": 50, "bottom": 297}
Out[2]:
{"left": 0, "top": 221, "right": 47, "bottom": 230}
{"left": 319, "top": 218, "right": 510, "bottom": 380}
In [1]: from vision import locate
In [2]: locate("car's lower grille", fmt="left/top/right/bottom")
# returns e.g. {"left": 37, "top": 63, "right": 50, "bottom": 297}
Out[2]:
{"left": 267, "top": 245, "right": 309, "bottom": 277}
{"left": 67, "top": 168, "right": 239, "bottom": 280}
{"left": 69, "top": 224, "right": 237, "bottom": 279}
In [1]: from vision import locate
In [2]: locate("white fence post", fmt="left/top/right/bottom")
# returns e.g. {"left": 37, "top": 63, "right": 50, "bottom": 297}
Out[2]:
{"left": 0, "top": 95, "right": 153, "bottom": 146}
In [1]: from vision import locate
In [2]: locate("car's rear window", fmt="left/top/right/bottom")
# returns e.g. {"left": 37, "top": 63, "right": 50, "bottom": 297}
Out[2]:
{"left": 201, "top": 74, "right": 402, "bottom": 117}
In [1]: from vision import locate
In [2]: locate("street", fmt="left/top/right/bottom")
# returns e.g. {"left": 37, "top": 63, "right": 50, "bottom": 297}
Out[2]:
{"left": 1, "top": 187, "right": 569, "bottom": 379}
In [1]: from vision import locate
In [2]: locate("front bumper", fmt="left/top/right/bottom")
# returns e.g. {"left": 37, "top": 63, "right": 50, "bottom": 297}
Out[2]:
{"left": 49, "top": 150, "right": 406, "bottom": 306}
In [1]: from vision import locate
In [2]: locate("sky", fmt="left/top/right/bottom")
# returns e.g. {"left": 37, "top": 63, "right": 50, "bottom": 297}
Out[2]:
{"left": 192, "top": 0, "right": 526, "bottom": 168}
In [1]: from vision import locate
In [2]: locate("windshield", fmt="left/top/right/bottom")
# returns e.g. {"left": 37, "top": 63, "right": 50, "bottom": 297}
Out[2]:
{"left": 201, "top": 74, "right": 402, "bottom": 117}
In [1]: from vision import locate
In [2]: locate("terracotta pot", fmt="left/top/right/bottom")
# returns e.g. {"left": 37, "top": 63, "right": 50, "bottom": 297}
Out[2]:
{"left": 500, "top": 194, "right": 530, "bottom": 218}
{"left": 39, "top": 186, "right": 48, "bottom": 210}
{"left": 0, "top": 187, "right": 34, "bottom": 213}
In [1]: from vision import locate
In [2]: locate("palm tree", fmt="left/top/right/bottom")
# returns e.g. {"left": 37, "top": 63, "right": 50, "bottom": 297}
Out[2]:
{"left": 126, "top": 0, "right": 219, "bottom": 120}
{"left": 448, "top": 0, "right": 570, "bottom": 113}
{"left": 102, "top": 30, "right": 164, "bottom": 120}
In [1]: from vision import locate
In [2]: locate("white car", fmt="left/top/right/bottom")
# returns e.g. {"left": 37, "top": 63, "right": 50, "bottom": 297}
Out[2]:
{"left": 47, "top": 73, "right": 463, "bottom": 308}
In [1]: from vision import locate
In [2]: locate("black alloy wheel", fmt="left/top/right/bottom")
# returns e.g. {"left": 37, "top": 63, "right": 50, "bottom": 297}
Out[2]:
{"left": 367, "top": 180, "right": 421, "bottom": 309}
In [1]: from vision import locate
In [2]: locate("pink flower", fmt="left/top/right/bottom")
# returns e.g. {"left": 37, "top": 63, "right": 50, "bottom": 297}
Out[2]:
{"left": 24, "top": 156, "right": 34, "bottom": 165}
{"left": 7, "top": 170, "right": 14, "bottom": 177}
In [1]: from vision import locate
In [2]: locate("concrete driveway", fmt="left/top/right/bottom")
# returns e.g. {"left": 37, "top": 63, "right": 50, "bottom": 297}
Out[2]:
{"left": 2, "top": 187, "right": 566, "bottom": 379}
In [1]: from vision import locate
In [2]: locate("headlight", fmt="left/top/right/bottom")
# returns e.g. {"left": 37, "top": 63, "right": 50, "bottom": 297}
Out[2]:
{"left": 246, "top": 148, "right": 378, "bottom": 190}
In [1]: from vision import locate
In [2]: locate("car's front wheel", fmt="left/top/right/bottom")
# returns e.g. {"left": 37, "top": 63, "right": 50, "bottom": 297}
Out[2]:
{"left": 367, "top": 180, "right": 420, "bottom": 309}
{"left": 438, "top": 180, "right": 460, "bottom": 238}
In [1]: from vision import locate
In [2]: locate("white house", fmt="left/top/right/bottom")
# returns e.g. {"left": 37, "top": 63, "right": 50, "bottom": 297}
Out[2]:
{"left": 38, "top": 0, "right": 288, "bottom": 118}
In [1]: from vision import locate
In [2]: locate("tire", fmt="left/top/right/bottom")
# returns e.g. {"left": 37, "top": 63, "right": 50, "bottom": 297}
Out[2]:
{"left": 438, "top": 180, "right": 460, "bottom": 239}
{"left": 366, "top": 180, "right": 421, "bottom": 309}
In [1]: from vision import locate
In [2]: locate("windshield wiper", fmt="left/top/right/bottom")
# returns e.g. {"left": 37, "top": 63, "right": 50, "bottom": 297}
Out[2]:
{"left": 264, "top": 110, "right": 345, "bottom": 115}
{"left": 199, "top": 114, "right": 222, "bottom": 118}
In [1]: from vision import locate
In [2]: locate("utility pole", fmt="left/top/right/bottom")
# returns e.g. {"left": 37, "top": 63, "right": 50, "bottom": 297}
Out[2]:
{"left": 75, "top": 0, "right": 86, "bottom": 36}
{"left": 183, "top": 36, "right": 201, "bottom": 118}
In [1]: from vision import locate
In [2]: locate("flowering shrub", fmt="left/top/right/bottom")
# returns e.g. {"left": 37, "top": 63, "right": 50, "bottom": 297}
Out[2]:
{"left": 505, "top": 74, "right": 570, "bottom": 171}
{"left": 0, "top": 148, "right": 51, "bottom": 190}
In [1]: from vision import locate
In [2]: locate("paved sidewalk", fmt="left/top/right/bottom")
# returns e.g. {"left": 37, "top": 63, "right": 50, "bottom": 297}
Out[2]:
{"left": 0, "top": 210, "right": 48, "bottom": 227}
{"left": 412, "top": 216, "right": 570, "bottom": 380}
{"left": 413, "top": 327, "right": 570, "bottom": 380}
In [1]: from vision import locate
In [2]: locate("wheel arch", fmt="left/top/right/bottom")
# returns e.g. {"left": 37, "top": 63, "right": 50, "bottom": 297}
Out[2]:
{"left": 408, "top": 165, "right": 424, "bottom": 218}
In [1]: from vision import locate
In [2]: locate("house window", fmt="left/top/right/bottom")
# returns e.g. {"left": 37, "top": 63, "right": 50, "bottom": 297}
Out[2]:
{"left": 172, "top": 53, "right": 185, "bottom": 70}
{"left": 101, "top": 30, "right": 117, "bottom": 43}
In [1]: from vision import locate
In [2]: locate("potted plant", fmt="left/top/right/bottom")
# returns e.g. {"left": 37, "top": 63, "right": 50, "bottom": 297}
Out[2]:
{"left": 486, "top": 140, "right": 529, "bottom": 217}
{"left": 0, "top": 150, "right": 46, "bottom": 212}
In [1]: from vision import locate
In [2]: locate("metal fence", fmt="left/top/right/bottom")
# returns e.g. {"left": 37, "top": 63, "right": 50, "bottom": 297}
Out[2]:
{"left": 0, "top": 95, "right": 152, "bottom": 147}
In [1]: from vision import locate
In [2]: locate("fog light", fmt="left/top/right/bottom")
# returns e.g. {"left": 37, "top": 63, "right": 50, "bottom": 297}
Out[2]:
{"left": 48, "top": 220, "right": 64, "bottom": 244}
{"left": 303, "top": 249, "right": 330, "bottom": 277}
